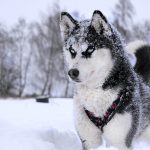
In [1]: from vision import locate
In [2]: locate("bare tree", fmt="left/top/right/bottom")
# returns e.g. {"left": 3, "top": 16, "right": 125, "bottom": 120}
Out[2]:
{"left": 30, "top": 20, "right": 53, "bottom": 95}
{"left": 112, "top": 0, "right": 135, "bottom": 42}
{"left": 10, "top": 19, "right": 32, "bottom": 96}
{"left": 132, "top": 20, "right": 150, "bottom": 42}
{"left": 0, "top": 4, "right": 74, "bottom": 98}
{"left": 0, "top": 24, "right": 19, "bottom": 96}
{"left": 30, "top": 4, "right": 69, "bottom": 97}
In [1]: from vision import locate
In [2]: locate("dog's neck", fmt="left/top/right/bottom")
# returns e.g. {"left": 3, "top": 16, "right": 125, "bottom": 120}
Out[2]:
{"left": 77, "top": 70, "right": 111, "bottom": 90}
{"left": 78, "top": 81, "right": 102, "bottom": 90}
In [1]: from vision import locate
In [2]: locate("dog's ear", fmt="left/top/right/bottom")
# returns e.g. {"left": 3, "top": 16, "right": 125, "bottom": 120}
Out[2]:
{"left": 91, "top": 10, "right": 112, "bottom": 36}
{"left": 60, "top": 12, "right": 79, "bottom": 40}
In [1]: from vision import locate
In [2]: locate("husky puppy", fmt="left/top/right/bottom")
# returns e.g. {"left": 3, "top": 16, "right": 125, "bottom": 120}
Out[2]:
{"left": 60, "top": 10, "right": 150, "bottom": 150}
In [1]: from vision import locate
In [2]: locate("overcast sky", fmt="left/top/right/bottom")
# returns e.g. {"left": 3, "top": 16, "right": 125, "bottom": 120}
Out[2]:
{"left": 0, "top": 0, "right": 150, "bottom": 26}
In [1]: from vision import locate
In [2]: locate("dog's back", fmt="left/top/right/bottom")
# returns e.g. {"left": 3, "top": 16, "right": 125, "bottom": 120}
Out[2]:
{"left": 127, "top": 41, "right": 150, "bottom": 84}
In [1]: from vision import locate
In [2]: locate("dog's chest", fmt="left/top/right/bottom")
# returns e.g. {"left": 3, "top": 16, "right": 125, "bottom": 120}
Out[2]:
{"left": 76, "top": 86, "right": 119, "bottom": 117}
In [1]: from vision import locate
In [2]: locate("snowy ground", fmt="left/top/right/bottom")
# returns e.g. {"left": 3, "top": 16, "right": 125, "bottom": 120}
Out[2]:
{"left": 0, "top": 98, "right": 150, "bottom": 150}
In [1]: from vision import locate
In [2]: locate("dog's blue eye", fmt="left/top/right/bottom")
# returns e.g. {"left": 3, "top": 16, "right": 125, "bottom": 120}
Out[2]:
{"left": 70, "top": 49, "right": 76, "bottom": 54}
{"left": 69, "top": 47, "right": 77, "bottom": 58}
{"left": 82, "top": 45, "right": 95, "bottom": 59}
{"left": 86, "top": 45, "right": 95, "bottom": 53}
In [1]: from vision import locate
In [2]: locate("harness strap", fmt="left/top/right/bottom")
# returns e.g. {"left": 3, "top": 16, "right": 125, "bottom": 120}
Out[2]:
{"left": 84, "top": 89, "right": 131, "bottom": 132}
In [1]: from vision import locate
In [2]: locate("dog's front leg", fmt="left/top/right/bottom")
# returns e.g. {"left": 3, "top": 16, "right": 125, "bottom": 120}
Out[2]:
{"left": 73, "top": 100, "right": 102, "bottom": 150}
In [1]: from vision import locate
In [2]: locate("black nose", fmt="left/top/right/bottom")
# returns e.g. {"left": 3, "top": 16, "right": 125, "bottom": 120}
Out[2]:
{"left": 68, "top": 69, "right": 79, "bottom": 79}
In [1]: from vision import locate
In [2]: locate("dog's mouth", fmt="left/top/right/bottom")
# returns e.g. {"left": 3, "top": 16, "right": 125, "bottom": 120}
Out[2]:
{"left": 68, "top": 75, "right": 82, "bottom": 83}
{"left": 72, "top": 79, "right": 81, "bottom": 83}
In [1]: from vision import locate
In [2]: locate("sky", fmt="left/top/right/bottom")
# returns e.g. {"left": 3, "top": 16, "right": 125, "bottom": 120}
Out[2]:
{"left": 0, "top": 0, "right": 150, "bottom": 26}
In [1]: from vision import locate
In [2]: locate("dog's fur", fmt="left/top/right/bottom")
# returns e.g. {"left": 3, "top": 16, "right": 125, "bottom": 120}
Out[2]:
{"left": 127, "top": 40, "right": 150, "bottom": 84}
{"left": 60, "top": 11, "right": 150, "bottom": 150}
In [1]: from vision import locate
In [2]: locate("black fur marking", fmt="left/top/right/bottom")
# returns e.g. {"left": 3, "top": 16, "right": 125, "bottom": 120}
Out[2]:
{"left": 134, "top": 45, "right": 150, "bottom": 84}
{"left": 81, "top": 45, "right": 95, "bottom": 59}
{"left": 69, "top": 46, "right": 77, "bottom": 58}
{"left": 102, "top": 58, "right": 134, "bottom": 89}
{"left": 93, "top": 10, "right": 108, "bottom": 24}
{"left": 86, "top": 26, "right": 114, "bottom": 51}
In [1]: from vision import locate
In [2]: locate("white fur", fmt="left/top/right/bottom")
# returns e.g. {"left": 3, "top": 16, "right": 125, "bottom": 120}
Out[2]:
{"left": 73, "top": 96, "right": 102, "bottom": 149}
{"left": 64, "top": 42, "right": 114, "bottom": 85}
{"left": 76, "top": 85, "right": 119, "bottom": 117}
{"left": 74, "top": 84, "right": 132, "bottom": 150}
{"left": 103, "top": 113, "right": 132, "bottom": 150}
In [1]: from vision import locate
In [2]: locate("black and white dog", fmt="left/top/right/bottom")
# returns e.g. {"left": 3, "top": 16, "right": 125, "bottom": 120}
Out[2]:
{"left": 60, "top": 10, "right": 150, "bottom": 150}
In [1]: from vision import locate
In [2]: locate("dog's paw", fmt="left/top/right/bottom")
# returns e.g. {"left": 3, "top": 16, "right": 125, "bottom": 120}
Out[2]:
{"left": 82, "top": 140, "right": 101, "bottom": 150}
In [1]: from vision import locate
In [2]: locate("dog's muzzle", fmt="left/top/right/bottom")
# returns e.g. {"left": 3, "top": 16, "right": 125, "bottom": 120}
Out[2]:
{"left": 68, "top": 68, "right": 79, "bottom": 81}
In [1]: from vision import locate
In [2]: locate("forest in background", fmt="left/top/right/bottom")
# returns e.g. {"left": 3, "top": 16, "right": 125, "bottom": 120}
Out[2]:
{"left": 0, "top": 0, "right": 150, "bottom": 98}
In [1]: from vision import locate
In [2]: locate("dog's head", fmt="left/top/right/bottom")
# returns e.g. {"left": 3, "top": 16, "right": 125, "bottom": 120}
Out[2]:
{"left": 60, "top": 11, "right": 116, "bottom": 85}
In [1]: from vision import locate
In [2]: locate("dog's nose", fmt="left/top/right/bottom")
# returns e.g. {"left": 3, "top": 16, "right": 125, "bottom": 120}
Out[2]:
{"left": 68, "top": 69, "right": 79, "bottom": 79}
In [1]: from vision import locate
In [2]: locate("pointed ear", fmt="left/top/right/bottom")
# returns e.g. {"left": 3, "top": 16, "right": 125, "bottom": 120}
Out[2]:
{"left": 91, "top": 10, "right": 112, "bottom": 36}
{"left": 60, "top": 12, "right": 79, "bottom": 40}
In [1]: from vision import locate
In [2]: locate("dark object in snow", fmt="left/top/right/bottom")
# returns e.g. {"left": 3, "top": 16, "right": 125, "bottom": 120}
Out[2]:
{"left": 36, "top": 96, "right": 49, "bottom": 103}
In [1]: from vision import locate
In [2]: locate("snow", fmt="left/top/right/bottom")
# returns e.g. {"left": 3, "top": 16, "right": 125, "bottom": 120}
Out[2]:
{"left": 0, "top": 98, "right": 149, "bottom": 150}
{"left": 0, "top": 99, "right": 81, "bottom": 150}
